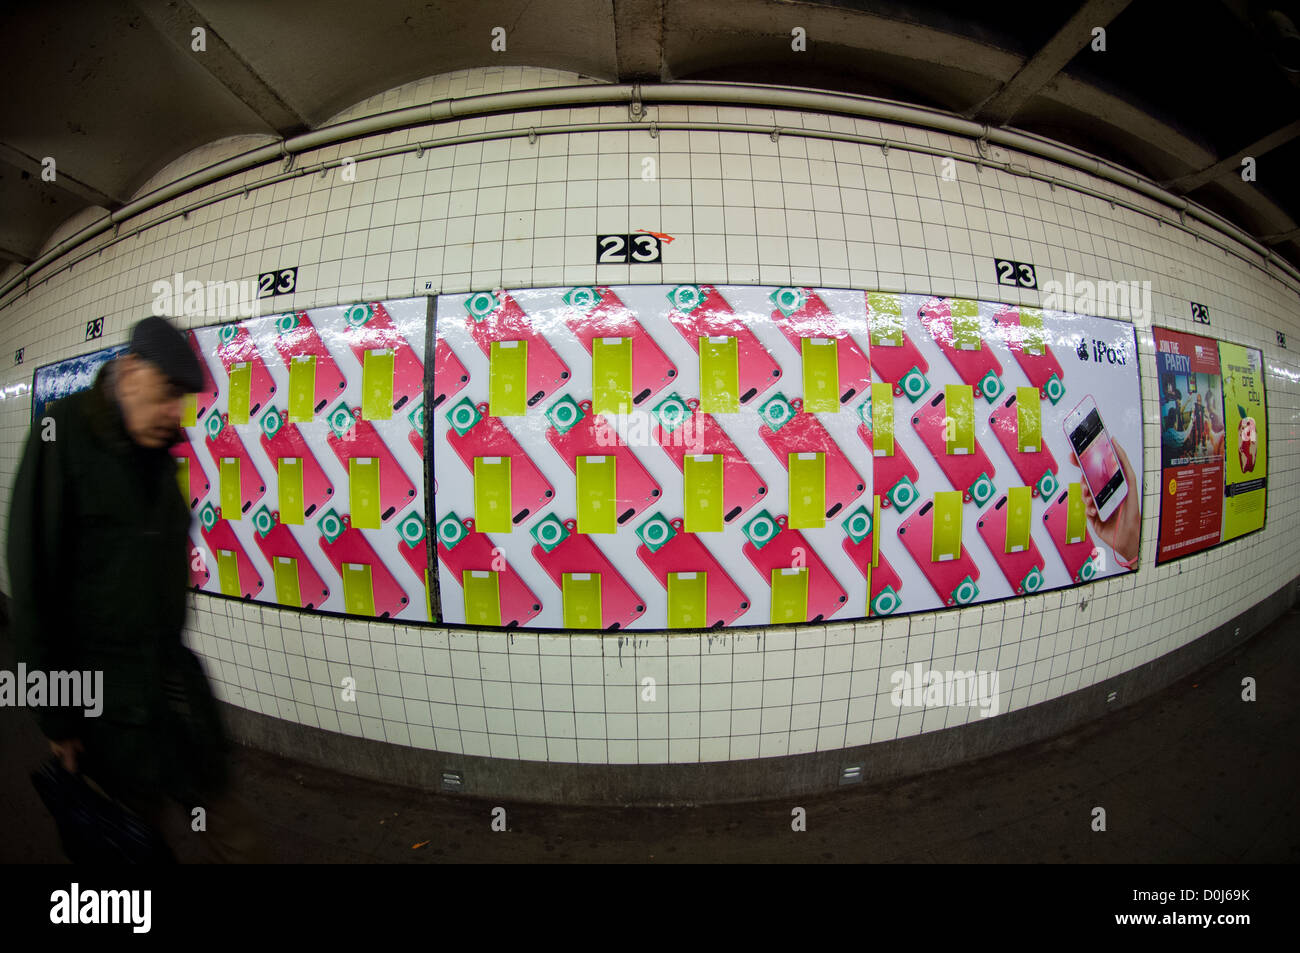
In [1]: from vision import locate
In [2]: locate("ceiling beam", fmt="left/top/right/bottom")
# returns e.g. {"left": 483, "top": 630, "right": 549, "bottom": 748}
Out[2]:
{"left": 129, "top": 0, "right": 309, "bottom": 136}
{"left": 0, "top": 142, "right": 127, "bottom": 209}
{"left": 613, "top": 0, "right": 666, "bottom": 81}
{"left": 966, "top": 0, "right": 1133, "bottom": 126}
{"left": 1163, "top": 119, "right": 1300, "bottom": 194}
{"left": 1260, "top": 224, "right": 1300, "bottom": 245}
{"left": 0, "top": 243, "right": 33, "bottom": 266}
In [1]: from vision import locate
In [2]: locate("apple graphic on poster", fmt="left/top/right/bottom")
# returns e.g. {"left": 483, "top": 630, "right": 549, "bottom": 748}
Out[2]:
{"left": 1239, "top": 416, "right": 1257, "bottom": 473}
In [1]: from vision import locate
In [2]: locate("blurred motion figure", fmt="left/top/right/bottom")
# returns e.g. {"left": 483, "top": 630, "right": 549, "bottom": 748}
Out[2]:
{"left": 8, "top": 315, "right": 264, "bottom": 862}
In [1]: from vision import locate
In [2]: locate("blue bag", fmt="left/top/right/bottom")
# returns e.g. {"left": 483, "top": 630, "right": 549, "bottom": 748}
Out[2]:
{"left": 30, "top": 758, "right": 176, "bottom": 864}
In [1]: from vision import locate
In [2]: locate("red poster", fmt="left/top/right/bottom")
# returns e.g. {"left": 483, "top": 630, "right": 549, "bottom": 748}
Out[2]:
{"left": 1153, "top": 328, "right": 1226, "bottom": 563}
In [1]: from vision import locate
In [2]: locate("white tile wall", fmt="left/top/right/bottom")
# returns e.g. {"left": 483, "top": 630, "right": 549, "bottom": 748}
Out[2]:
{"left": 3, "top": 67, "right": 1297, "bottom": 766}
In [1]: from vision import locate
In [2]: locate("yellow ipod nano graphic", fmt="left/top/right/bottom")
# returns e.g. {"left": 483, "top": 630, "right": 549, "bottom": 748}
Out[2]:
{"left": 217, "top": 549, "right": 240, "bottom": 596}
{"left": 951, "top": 299, "right": 982, "bottom": 350}
{"left": 1020, "top": 308, "right": 1046, "bottom": 355}
{"left": 684, "top": 454, "right": 724, "bottom": 533}
{"left": 342, "top": 562, "right": 376, "bottom": 616}
{"left": 668, "top": 571, "right": 708, "bottom": 628}
{"left": 1006, "top": 486, "right": 1033, "bottom": 553}
{"left": 562, "top": 572, "right": 602, "bottom": 629}
{"left": 770, "top": 567, "right": 809, "bottom": 624}
{"left": 362, "top": 348, "right": 395, "bottom": 419}
{"left": 802, "top": 337, "right": 839, "bottom": 412}
{"left": 1067, "top": 482, "right": 1086, "bottom": 544}
{"left": 349, "top": 457, "right": 381, "bottom": 529}
{"left": 288, "top": 354, "right": 317, "bottom": 422}
{"left": 489, "top": 339, "right": 528, "bottom": 416}
{"left": 273, "top": 555, "right": 302, "bottom": 608}
{"left": 945, "top": 384, "right": 975, "bottom": 455}
{"left": 872, "top": 494, "right": 882, "bottom": 567}
{"left": 474, "top": 456, "right": 513, "bottom": 533}
{"left": 1016, "top": 386, "right": 1042, "bottom": 453}
{"left": 220, "top": 457, "right": 241, "bottom": 519}
{"left": 871, "top": 382, "right": 894, "bottom": 456}
{"left": 592, "top": 336, "right": 633, "bottom": 415}
{"left": 181, "top": 392, "right": 198, "bottom": 428}
{"left": 462, "top": 570, "right": 502, "bottom": 627}
{"left": 699, "top": 335, "right": 739, "bottom": 413}
{"left": 278, "top": 457, "right": 304, "bottom": 525}
{"left": 931, "top": 490, "right": 963, "bottom": 562}
{"left": 577, "top": 455, "right": 618, "bottom": 534}
{"left": 788, "top": 452, "right": 826, "bottom": 529}
{"left": 175, "top": 456, "right": 189, "bottom": 503}
{"left": 867, "top": 292, "right": 904, "bottom": 346}
{"left": 227, "top": 362, "right": 251, "bottom": 426}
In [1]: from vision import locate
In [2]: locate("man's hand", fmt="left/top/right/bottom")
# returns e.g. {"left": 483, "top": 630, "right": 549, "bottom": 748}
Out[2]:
{"left": 49, "top": 738, "right": 84, "bottom": 774}
{"left": 1069, "top": 439, "right": 1141, "bottom": 565}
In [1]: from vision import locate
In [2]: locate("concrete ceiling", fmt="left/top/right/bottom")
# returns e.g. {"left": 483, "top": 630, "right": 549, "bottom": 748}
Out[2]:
{"left": 4, "top": 0, "right": 1300, "bottom": 290}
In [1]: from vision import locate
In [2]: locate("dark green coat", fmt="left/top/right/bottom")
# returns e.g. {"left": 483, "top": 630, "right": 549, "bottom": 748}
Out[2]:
{"left": 7, "top": 358, "right": 229, "bottom": 800}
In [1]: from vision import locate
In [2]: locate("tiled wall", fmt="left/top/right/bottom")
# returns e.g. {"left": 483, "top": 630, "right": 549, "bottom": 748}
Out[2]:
{"left": 2, "top": 67, "right": 1297, "bottom": 765}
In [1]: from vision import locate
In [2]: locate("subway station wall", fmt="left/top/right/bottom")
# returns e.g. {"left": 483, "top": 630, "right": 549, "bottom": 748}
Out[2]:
{"left": 2, "top": 67, "right": 1297, "bottom": 767}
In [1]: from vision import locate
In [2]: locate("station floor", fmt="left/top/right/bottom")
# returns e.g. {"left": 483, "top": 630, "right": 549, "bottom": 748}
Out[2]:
{"left": 2, "top": 605, "right": 1297, "bottom": 864}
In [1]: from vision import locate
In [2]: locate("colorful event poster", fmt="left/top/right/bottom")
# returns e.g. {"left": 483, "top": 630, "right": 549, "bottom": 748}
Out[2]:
{"left": 432, "top": 286, "right": 1144, "bottom": 630}
{"left": 1153, "top": 328, "right": 1226, "bottom": 564}
{"left": 1218, "top": 342, "right": 1267, "bottom": 541}
{"left": 30, "top": 343, "right": 129, "bottom": 423}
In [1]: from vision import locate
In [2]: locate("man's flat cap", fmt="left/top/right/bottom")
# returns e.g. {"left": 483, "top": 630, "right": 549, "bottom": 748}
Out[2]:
{"left": 128, "top": 315, "right": 204, "bottom": 393}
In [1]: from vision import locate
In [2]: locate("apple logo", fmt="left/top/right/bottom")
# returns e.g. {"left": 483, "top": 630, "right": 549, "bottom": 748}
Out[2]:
{"left": 1076, "top": 339, "right": 1089, "bottom": 361}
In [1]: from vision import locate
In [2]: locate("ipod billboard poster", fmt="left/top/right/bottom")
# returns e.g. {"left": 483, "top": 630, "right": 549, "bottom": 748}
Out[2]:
{"left": 177, "top": 298, "right": 431, "bottom": 621}
{"left": 431, "top": 285, "right": 1143, "bottom": 631}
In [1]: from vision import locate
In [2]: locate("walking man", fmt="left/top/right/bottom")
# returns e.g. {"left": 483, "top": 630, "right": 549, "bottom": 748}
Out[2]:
{"left": 8, "top": 315, "right": 264, "bottom": 862}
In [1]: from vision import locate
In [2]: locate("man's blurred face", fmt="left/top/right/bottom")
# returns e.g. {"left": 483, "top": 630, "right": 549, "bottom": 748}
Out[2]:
{"left": 117, "top": 353, "right": 186, "bottom": 448}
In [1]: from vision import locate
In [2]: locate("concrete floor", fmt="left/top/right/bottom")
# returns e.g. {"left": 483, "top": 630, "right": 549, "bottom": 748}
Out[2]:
{"left": 2, "top": 606, "right": 1297, "bottom": 863}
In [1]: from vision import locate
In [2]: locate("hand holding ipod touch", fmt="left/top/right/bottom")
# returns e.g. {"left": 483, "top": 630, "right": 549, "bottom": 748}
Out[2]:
{"left": 1062, "top": 395, "right": 1127, "bottom": 523}
{"left": 1062, "top": 395, "right": 1141, "bottom": 568}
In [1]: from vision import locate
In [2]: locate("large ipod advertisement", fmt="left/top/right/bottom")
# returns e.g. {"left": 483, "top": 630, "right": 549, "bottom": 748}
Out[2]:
{"left": 431, "top": 285, "right": 1144, "bottom": 630}
{"left": 175, "top": 298, "right": 432, "bottom": 620}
